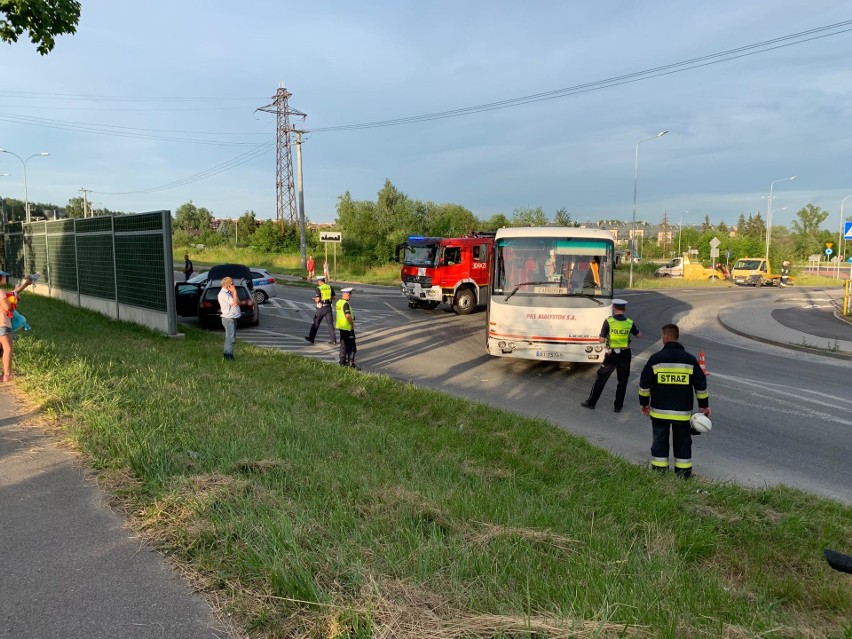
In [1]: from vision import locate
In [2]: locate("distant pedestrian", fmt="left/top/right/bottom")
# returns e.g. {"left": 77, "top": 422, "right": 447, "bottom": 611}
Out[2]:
{"left": 638, "top": 323, "right": 710, "bottom": 478}
{"left": 217, "top": 276, "right": 241, "bottom": 361}
{"left": 336, "top": 288, "right": 358, "bottom": 369}
{"left": 0, "top": 271, "right": 15, "bottom": 381}
{"left": 307, "top": 255, "right": 315, "bottom": 280}
{"left": 305, "top": 275, "right": 337, "bottom": 345}
{"left": 323, "top": 259, "right": 331, "bottom": 282}
{"left": 780, "top": 260, "right": 791, "bottom": 287}
{"left": 183, "top": 254, "right": 194, "bottom": 281}
{"left": 581, "top": 298, "right": 642, "bottom": 412}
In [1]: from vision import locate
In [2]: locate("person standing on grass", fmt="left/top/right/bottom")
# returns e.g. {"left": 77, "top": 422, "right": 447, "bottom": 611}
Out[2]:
{"left": 307, "top": 255, "right": 315, "bottom": 280}
{"left": 581, "top": 298, "right": 642, "bottom": 413}
{"left": 183, "top": 254, "right": 194, "bottom": 281}
{"left": 0, "top": 271, "right": 15, "bottom": 382}
{"left": 323, "top": 259, "right": 331, "bottom": 282}
{"left": 305, "top": 275, "right": 337, "bottom": 345}
{"left": 335, "top": 288, "right": 358, "bottom": 369}
{"left": 638, "top": 323, "right": 710, "bottom": 479}
{"left": 217, "top": 276, "right": 241, "bottom": 361}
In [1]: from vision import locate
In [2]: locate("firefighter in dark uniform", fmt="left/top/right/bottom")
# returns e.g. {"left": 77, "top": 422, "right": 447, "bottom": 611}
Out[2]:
{"left": 305, "top": 275, "right": 337, "bottom": 345}
{"left": 335, "top": 288, "right": 358, "bottom": 369}
{"left": 638, "top": 323, "right": 710, "bottom": 478}
{"left": 581, "top": 298, "right": 642, "bottom": 412}
{"left": 779, "top": 260, "right": 791, "bottom": 287}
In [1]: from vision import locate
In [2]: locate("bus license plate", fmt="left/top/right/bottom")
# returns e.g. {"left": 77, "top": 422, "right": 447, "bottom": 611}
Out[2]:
{"left": 536, "top": 351, "right": 564, "bottom": 359}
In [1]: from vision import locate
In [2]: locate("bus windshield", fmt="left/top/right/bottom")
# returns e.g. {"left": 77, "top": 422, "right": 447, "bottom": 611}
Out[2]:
{"left": 493, "top": 237, "right": 613, "bottom": 300}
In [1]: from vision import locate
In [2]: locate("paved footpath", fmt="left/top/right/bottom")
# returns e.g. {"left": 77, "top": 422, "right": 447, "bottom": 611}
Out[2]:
{"left": 0, "top": 387, "right": 234, "bottom": 639}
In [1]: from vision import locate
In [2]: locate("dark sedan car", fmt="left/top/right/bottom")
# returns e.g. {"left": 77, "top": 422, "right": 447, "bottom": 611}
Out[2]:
{"left": 175, "top": 264, "right": 259, "bottom": 328}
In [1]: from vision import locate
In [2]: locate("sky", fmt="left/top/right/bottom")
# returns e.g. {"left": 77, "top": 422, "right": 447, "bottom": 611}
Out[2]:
{"left": 1, "top": 1, "right": 851, "bottom": 233}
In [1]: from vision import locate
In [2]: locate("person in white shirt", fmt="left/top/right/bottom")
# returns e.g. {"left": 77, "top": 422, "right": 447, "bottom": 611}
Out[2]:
{"left": 217, "top": 277, "right": 241, "bottom": 361}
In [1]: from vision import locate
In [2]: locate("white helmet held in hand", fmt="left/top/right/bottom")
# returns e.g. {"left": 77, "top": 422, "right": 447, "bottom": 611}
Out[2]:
{"left": 690, "top": 413, "right": 712, "bottom": 434}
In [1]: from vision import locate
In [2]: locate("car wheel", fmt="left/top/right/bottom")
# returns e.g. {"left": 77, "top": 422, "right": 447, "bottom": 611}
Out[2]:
{"left": 453, "top": 288, "right": 476, "bottom": 315}
{"left": 253, "top": 289, "right": 268, "bottom": 304}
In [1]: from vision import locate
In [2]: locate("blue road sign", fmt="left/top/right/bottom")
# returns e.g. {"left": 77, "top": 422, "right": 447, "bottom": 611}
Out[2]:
{"left": 845, "top": 221, "right": 852, "bottom": 240}
{"left": 825, "top": 248, "right": 833, "bottom": 256}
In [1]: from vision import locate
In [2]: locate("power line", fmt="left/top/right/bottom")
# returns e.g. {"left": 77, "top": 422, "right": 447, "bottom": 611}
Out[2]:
{"left": 86, "top": 20, "right": 852, "bottom": 196}
{"left": 0, "top": 90, "right": 265, "bottom": 102}
{"left": 89, "top": 142, "right": 274, "bottom": 196}
{"left": 0, "top": 113, "right": 268, "bottom": 146}
{"left": 311, "top": 20, "right": 852, "bottom": 132}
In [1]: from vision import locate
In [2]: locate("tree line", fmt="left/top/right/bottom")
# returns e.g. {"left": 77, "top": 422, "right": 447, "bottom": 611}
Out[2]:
{"left": 5, "top": 181, "right": 845, "bottom": 268}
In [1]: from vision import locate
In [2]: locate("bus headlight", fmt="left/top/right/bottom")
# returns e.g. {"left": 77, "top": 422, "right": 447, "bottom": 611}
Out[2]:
{"left": 585, "top": 346, "right": 593, "bottom": 353}
{"left": 498, "top": 341, "right": 507, "bottom": 349}
{"left": 594, "top": 345, "right": 604, "bottom": 352}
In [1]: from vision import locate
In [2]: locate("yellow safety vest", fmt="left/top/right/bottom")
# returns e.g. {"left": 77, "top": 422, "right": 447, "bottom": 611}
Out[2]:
{"left": 606, "top": 317, "right": 633, "bottom": 349}
{"left": 335, "top": 299, "right": 354, "bottom": 330}
{"left": 318, "top": 283, "right": 333, "bottom": 303}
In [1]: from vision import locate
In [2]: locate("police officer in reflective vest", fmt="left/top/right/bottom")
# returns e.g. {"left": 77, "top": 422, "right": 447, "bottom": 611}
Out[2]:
{"left": 638, "top": 323, "right": 710, "bottom": 478}
{"left": 305, "top": 275, "right": 337, "bottom": 345}
{"left": 335, "top": 288, "right": 358, "bottom": 369}
{"left": 581, "top": 298, "right": 642, "bottom": 412}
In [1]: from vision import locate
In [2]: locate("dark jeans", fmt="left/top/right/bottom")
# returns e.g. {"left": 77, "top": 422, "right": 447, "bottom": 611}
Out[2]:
{"left": 338, "top": 329, "right": 357, "bottom": 365}
{"left": 308, "top": 305, "right": 336, "bottom": 343}
{"left": 651, "top": 417, "right": 693, "bottom": 475}
{"left": 584, "top": 349, "right": 631, "bottom": 408}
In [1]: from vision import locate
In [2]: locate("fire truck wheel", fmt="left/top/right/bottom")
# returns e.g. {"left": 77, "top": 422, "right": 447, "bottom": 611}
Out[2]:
{"left": 453, "top": 288, "right": 476, "bottom": 315}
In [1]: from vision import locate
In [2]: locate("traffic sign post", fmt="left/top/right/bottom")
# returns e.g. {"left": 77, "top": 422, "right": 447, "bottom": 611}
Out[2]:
{"left": 320, "top": 231, "right": 342, "bottom": 281}
{"left": 709, "top": 237, "right": 720, "bottom": 263}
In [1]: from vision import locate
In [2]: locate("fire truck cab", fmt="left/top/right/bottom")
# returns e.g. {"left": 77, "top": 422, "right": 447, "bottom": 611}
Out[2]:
{"left": 397, "top": 234, "right": 494, "bottom": 314}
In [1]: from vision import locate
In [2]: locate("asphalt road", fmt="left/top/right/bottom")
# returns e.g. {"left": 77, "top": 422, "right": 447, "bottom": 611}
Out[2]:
{"left": 187, "top": 283, "right": 852, "bottom": 505}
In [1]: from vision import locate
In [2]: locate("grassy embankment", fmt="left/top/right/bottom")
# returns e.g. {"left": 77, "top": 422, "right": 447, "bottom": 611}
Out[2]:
{"left": 10, "top": 293, "right": 852, "bottom": 638}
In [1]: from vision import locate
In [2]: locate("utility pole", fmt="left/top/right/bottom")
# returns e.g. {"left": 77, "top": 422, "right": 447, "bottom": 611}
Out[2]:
{"left": 295, "top": 130, "right": 307, "bottom": 271}
{"left": 256, "top": 83, "right": 306, "bottom": 231}
{"left": 80, "top": 188, "right": 92, "bottom": 217}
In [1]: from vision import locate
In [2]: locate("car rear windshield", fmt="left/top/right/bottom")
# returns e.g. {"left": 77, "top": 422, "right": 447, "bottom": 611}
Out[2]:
{"left": 207, "top": 264, "right": 253, "bottom": 287}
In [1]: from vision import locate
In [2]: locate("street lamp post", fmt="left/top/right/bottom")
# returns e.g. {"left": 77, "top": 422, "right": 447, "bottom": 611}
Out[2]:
{"left": 678, "top": 210, "right": 688, "bottom": 259}
{"left": 0, "top": 149, "right": 50, "bottom": 223}
{"left": 838, "top": 195, "right": 852, "bottom": 279}
{"left": 630, "top": 130, "right": 668, "bottom": 288}
{"left": 764, "top": 175, "right": 797, "bottom": 265}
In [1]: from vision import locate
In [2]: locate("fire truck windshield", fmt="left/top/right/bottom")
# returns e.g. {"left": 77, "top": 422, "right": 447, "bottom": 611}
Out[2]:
{"left": 404, "top": 244, "right": 438, "bottom": 267}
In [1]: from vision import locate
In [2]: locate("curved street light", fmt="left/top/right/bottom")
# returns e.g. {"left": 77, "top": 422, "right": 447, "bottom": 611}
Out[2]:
{"left": 0, "top": 149, "right": 50, "bottom": 223}
{"left": 630, "top": 130, "right": 668, "bottom": 288}
{"left": 764, "top": 175, "right": 797, "bottom": 265}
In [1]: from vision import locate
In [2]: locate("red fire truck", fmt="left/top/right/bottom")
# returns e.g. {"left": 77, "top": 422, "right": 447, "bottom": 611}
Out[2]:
{"left": 397, "top": 233, "right": 494, "bottom": 314}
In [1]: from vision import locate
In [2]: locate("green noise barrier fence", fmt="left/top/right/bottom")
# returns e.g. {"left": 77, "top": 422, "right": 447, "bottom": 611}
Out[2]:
{"left": 2, "top": 211, "right": 178, "bottom": 335}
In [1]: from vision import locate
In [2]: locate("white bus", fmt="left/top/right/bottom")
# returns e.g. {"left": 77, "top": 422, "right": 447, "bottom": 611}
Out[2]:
{"left": 486, "top": 227, "right": 616, "bottom": 363}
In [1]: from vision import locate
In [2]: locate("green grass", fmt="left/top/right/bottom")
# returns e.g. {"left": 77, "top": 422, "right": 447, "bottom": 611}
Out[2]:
{"left": 15, "top": 294, "right": 851, "bottom": 638}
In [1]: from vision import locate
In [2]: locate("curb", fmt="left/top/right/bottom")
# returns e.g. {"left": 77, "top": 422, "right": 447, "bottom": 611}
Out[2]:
{"left": 717, "top": 311, "right": 852, "bottom": 361}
